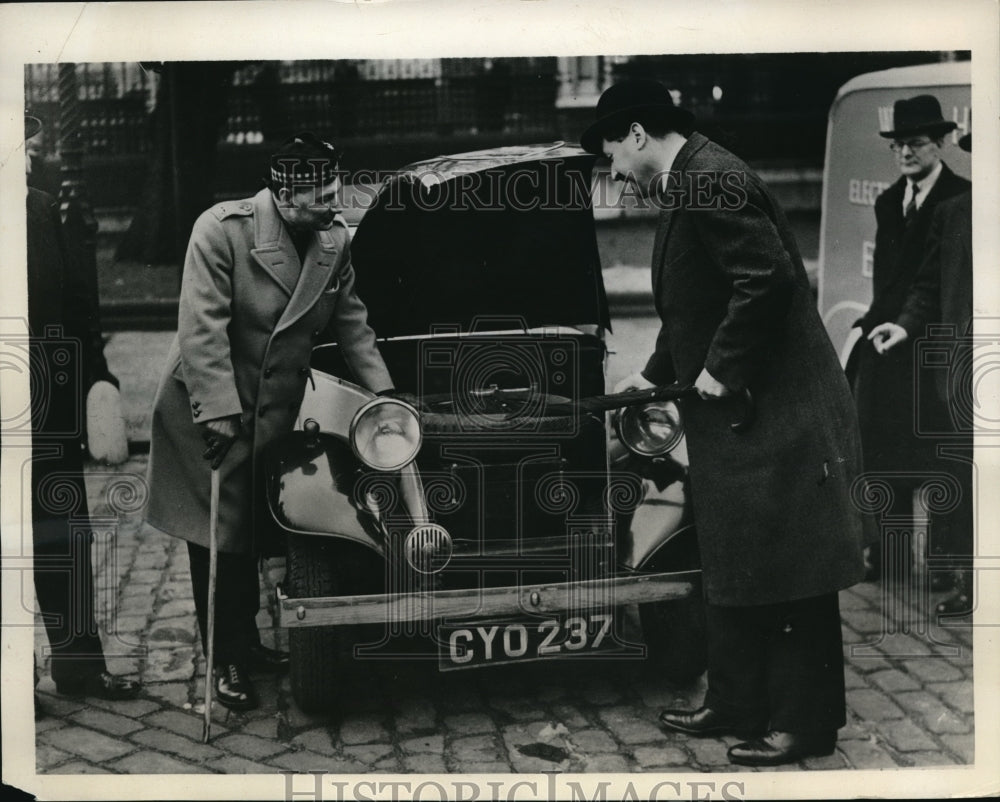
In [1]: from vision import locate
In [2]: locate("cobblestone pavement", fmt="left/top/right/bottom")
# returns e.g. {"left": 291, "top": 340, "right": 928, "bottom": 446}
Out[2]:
{"left": 31, "top": 454, "right": 975, "bottom": 776}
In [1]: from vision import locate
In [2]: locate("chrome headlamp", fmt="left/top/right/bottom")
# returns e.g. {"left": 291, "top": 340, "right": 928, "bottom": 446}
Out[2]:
{"left": 615, "top": 399, "right": 684, "bottom": 457}
{"left": 349, "top": 397, "right": 422, "bottom": 471}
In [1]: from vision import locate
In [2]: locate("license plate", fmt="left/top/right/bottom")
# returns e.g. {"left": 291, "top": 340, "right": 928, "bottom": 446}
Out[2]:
{"left": 437, "top": 612, "right": 618, "bottom": 671}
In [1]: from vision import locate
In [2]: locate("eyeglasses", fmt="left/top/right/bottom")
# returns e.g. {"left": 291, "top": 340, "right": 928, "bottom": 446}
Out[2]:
{"left": 889, "top": 138, "right": 935, "bottom": 153}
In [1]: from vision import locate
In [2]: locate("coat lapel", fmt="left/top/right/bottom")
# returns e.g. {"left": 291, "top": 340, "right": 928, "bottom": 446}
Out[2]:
{"left": 250, "top": 189, "right": 299, "bottom": 297}
{"left": 273, "top": 224, "right": 340, "bottom": 334}
{"left": 885, "top": 164, "right": 960, "bottom": 293}
{"left": 651, "top": 133, "right": 709, "bottom": 301}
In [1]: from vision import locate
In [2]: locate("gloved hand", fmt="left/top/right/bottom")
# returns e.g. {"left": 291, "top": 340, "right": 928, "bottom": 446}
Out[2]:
{"left": 200, "top": 415, "right": 241, "bottom": 469}
{"left": 86, "top": 380, "right": 129, "bottom": 465}
{"left": 868, "top": 322, "right": 909, "bottom": 355}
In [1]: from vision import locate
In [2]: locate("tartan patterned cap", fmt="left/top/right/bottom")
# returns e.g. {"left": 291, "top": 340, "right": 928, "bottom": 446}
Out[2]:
{"left": 270, "top": 132, "right": 342, "bottom": 188}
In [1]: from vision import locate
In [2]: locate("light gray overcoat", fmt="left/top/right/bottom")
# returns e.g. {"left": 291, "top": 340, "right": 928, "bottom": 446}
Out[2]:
{"left": 145, "top": 189, "right": 393, "bottom": 553}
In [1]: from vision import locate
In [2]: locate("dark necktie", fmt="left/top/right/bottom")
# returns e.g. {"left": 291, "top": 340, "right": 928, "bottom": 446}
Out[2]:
{"left": 904, "top": 183, "right": 919, "bottom": 224}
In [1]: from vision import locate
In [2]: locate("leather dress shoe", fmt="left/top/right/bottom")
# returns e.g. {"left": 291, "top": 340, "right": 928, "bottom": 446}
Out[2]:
{"left": 936, "top": 588, "right": 972, "bottom": 616}
{"left": 246, "top": 643, "right": 290, "bottom": 674}
{"left": 929, "top": 571, "right": 956, "bottom": 593}
{"left": 56, "top": 670, "right": 140, "bottom": 700}
{"left": 214, "top": 663, "right": 259, "bottom": 711}
{"left": 728, "top": 730, "right": 836, "bottom": 766}
{"left": 658, "top": 706, "right": 766, "bottom": 738}
{"left": 936, "top": 570, "right": 972, "bottom": 616}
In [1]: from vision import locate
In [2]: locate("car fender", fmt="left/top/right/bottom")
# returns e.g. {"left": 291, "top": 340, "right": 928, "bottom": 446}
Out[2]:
{"left": 616, "top": 437, "right": 696, "bottom": 571}
{"left": 266, "top": 432, "right": 386, "bottom": 556}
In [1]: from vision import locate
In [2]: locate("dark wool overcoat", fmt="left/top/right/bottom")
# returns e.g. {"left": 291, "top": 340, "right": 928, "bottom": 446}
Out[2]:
{"left": 27, "top": 188, "right": 115, "bottom": 672}
{"left": 897, "top": 190, "right": 972, "bottom": 408}
{"left": 27, "top": 188, "right": 116, "bottom": 526}
{"left": 852, "top": 165, "right": 970, "bottom": 473}
{"left": 145, "top": 189, "right": 393, "bottom": 554}
{"left": 640, "top": 133, "right": 867, "bottom": 607}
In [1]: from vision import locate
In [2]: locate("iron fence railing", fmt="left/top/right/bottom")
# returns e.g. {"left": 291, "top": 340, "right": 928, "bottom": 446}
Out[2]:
{"left": 25, "top": 60, "right": 561, "bottom": 156}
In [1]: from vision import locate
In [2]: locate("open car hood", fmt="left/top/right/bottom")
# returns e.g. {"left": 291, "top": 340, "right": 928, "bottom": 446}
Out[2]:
{"left": 350, "top": 143, "right": 611, "bottom": 338}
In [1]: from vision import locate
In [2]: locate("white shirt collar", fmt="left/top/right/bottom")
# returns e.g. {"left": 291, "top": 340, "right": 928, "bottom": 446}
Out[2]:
{"left": 904, "top": 161, "right": 943, "bottom": 211}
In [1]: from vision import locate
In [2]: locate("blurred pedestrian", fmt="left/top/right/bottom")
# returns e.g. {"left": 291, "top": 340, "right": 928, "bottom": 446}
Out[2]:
{"left": 581, "top": 79, "right": 867, "bottom": 766}
{"left": 145, "top": 133, "right": 396, "bottom": 711}
{"left": 867, "top": 131, "right": 973, "bottom": 614}
{"left": 851, "top": 95, "right": 970, "bottom": 580}
{"left": 26, "top": 114, "right": 139, "bottom": 703}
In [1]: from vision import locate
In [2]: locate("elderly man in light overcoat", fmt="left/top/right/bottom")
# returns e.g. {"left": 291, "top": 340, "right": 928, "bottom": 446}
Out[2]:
{"left": 145, "top": 133, "right": 393, "bottom": 710}
{"left": 582, "top": 79, "right": 867, "bottom": 766}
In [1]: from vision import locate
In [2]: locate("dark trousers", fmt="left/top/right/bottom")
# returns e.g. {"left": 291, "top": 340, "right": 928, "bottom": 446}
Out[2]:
{"left": 33, "top": 516, "right": 108, "bottom": 684}
{"left": 703, "top": 593, "right": 846, "bottom": 734}
{"left": 930, "top": 446, "right": 973, "bottom": 559}
{"left": 187, "top": 542, "right": 262, "bottom": 666}
{"left": 869, "top": 452, "right": 973, "bottom": 578}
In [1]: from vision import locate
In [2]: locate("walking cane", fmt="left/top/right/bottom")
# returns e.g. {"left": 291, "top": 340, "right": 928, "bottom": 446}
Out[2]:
{"left": 202, "top": 466, "right": 220, "bottom": 743}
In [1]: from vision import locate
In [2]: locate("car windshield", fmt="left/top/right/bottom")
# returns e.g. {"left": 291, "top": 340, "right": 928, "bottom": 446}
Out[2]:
{"left": 350, "top": 151, "right": 611, "bottom": 338}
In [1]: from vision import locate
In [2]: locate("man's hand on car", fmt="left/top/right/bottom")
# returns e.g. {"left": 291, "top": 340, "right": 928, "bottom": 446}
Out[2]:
{"left": 867, "top": 322, "right": 909, "bottom": 354}
{"left": 200, "top": 415, "right": 241, "bottom": 469}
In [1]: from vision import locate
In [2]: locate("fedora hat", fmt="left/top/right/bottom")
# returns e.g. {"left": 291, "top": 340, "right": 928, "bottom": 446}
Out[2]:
{"left": 580, "top": 78, "right": 695, "bottom": 155}
{"left": 879, "top": 95, "right": 957, "bottom": 139}
{"left": 25, "top": 113, "right": 42, "bottom": 140}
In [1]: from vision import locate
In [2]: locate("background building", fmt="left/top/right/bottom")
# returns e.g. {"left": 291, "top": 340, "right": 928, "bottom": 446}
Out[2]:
{"left": 23, "top": 52, "right": 966, "bottom": 325}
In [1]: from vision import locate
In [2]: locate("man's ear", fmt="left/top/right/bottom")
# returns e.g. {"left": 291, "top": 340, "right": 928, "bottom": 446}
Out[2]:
{"left": 275, "top": 186, "right": 292, "bottom": 206}
{"left": 630, "top": 122, "right": 647, "bottom": 147}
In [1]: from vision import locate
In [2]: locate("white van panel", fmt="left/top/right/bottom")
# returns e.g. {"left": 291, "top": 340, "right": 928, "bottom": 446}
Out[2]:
{"left": 817, "top": 62, "right": 971, "bottom": 360}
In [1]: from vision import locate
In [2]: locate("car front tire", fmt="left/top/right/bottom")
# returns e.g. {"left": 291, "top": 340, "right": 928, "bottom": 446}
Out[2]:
{"left": 285, "top": 534, "right": 382, "bottom": 713}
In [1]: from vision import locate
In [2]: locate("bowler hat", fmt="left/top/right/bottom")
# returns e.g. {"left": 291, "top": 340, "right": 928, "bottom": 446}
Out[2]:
{"left": 25, "top": 114, "right": 42, "bottom": 140}
{"left": 270, "top": 132, "right": 342, "bottom": 189}
{"left": 580, "top": 79, "right": 695, "bottom": 155}
{"left": 879, "top": 95, "right": 957, "bottom": 139}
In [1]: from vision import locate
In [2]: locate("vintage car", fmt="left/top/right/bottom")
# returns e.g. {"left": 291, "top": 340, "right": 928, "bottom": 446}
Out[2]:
{"left": 266, "top": 143, "right": 710, "bottom": 712}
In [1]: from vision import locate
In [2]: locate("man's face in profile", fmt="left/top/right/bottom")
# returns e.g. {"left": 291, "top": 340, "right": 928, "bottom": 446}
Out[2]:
{"left": 278, "top": 175, "right": 342, "bottom": 231}
{"left": 25, "top": 130, "right": 43, "bottom": 176}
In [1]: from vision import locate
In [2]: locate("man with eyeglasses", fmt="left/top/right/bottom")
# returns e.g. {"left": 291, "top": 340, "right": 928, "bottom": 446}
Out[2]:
{"left": 867, "top": 131, "right": 974, "bottom": 615}
{"left": 851, "top": 95, "right": 970, "bottom": 582}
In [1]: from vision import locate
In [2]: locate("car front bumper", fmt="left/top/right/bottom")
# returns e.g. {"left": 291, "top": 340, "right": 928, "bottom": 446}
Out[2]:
{"left": 276, "top": 570, "right": 699, "bottom": 628}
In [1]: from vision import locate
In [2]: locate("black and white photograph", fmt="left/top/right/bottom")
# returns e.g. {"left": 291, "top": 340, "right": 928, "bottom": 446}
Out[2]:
{"left": 2, "top": 1, "right": 998, "bottom": 799}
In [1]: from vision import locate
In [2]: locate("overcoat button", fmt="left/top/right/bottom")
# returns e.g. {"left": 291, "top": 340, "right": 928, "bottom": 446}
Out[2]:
{"left": 192, "top": 409, "right": 201, "bottom": 418}
{"left": 192, "top": 400, "right": 201, "bottom": 409}
{"left": 259, "top": 406, "right": 268, "bottom": 417}
{"left": 298, "top": 367, "right": 308, "bottom": 376}
{"left": 311, "top": 329, "right": 320, "bottom": 339}
{"left": 240, "top": 202, "right": 252, "bottom": 211}
{"left": 264, "top": 368, "right": 273, "bottom": 379}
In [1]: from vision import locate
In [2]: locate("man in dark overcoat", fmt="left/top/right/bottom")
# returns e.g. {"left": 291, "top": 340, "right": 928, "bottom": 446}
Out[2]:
{"left": 25, "top": 115, "right": 139, "bottom": 702}
{"left": 145, "top": 133, "right": 395, "bottom": 710}
{"left": 867, "top": 131, "right": 973, "bottom": 614}
{"left": 851, "top": 95, "right": 970, "bottom": 578}
{"left": 581, "top": 80, "right": 867, "bottom": 766}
